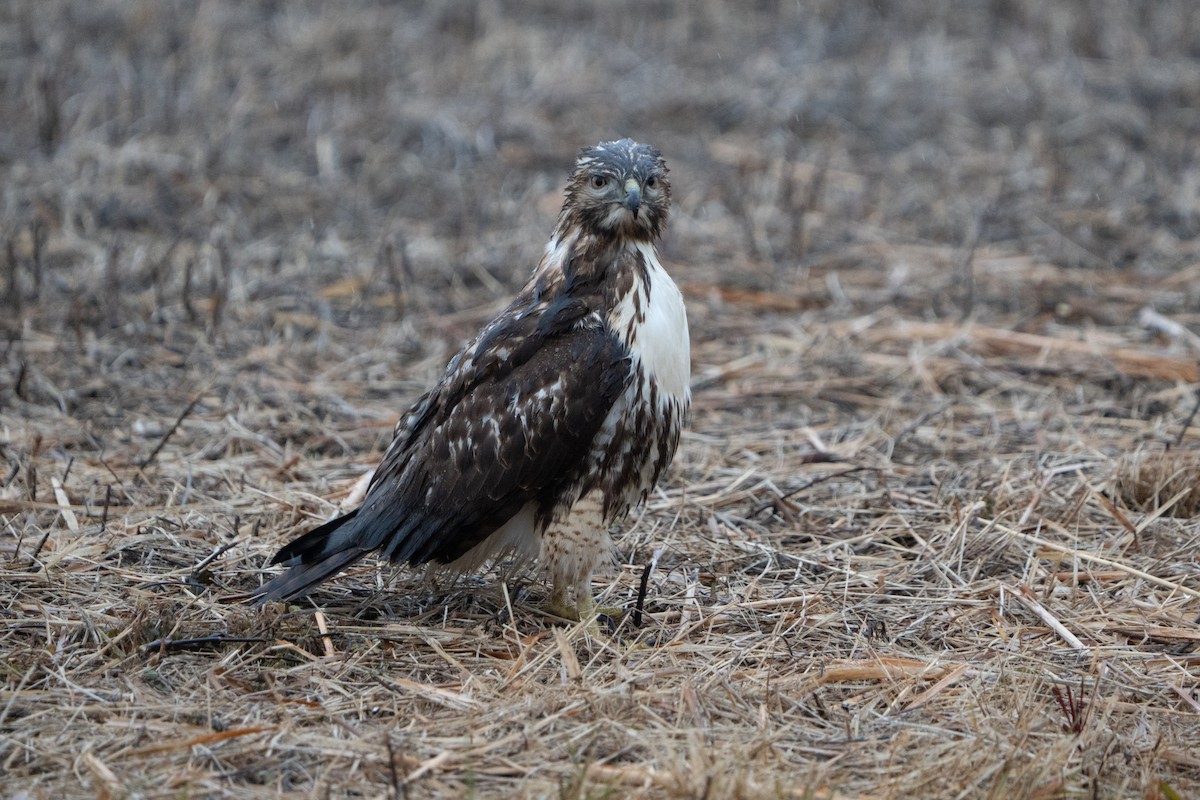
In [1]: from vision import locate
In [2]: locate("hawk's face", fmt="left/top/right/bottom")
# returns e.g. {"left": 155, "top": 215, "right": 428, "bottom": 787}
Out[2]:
{"left": 563, "top": 139, "right": 671, "bottom": 241}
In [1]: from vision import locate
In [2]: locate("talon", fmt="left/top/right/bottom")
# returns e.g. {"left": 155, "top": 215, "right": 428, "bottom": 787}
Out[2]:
{"left": 540, "top": 599, "right": 581, "bottom": 622}
{"left": 539, "top": 594, "right": 622, "bottom": 636}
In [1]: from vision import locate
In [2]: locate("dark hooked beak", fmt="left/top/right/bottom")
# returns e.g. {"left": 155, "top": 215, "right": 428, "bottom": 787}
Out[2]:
{"left": 623, "top": 184, "right": 642, "bottom": 219}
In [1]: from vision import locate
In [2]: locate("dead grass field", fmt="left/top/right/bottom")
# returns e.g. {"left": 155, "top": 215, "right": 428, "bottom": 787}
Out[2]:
{"left": 3, "top": 1, "right": 1200, "bottom": 797}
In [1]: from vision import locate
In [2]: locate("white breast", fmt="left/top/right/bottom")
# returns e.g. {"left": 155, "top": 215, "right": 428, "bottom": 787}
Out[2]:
{"left": 616, "top": 242, "right": 691, "bottom": 402}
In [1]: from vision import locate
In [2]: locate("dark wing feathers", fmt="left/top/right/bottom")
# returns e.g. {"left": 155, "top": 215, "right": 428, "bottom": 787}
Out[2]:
{"left": 379, "top": 321, "right": 628, "bottom": 565}
{"left": 254, "top": 311, "right": 628, "bottom": 603}
{"left": 270, "top": 508, "right": 360, "bottom": 566}
{"left": 254, "top": 509, "right": 366, "bottom": 602}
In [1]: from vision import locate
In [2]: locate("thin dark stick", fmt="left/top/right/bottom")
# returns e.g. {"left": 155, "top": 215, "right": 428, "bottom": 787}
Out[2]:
{"left": 633, "top": 561, "right": 652, "bottom": 628}
{"left": 1172, "top": 380, "right": 1200, "bottom": 449}
{"left": 891, "top": 399, "right": 955, "bottom": 454}
{"left": 14, "top": 360, "right": 28, "bottom": 401}
{"left": 31, "top": 218, "right": 45, "bottom": 300}
{"left": 143, "top": 635, "right": 270, "bottom": 653}
{"left": 26, "top": 452, "right": 37, "bottom": 502}
{"left": 755, "top": 466, "right": 874, "bottom": 519}
{"left": 781, "top": 466, "right": 873, "bottom": 500}
{"left": 139, "top": 393, "right": 204, "bottom": 468}
{"left": 29, "top": 529, "right": 51, "bottom": 567}
{"left": 12, "top": 519, "right": 25, "bottom": 564}
{"left": 94, "top": 455, "right": 127, "bottom": 491}
{"left": 3, "top": 459, "right": 18, "bottom": 487}
{"left": 100, "top": 485, "right": 111, "bottom": 533}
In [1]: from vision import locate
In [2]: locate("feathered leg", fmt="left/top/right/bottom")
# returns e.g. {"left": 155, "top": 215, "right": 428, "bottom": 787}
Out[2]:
{"left": 539, "top": 494, "right": 613, "bottom": 630}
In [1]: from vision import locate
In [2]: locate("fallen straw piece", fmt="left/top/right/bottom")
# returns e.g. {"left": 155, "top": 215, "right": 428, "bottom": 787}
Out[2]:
{"left": 1008, "top": 584, "right": 1087, "bottom": 650}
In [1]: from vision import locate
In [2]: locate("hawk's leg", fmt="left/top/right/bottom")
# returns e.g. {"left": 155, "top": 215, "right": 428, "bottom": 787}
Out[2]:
{"left": 539, "top": 494, "right": 616, "bottom": 630}
{"left": 543, "top": 582, "right": 584, "bottom": 622}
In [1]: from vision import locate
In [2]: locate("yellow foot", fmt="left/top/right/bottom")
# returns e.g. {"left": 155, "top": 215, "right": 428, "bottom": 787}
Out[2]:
{"left": 538, "top": 596, "right": 625, "bottom": 634}
{"left": 539, "top": 598, "right": 582, "bottom": 623}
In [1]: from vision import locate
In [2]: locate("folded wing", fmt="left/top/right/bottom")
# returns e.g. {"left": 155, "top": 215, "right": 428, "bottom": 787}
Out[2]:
{"left": 255, "top": 308, "right": 629, "bottom": 602}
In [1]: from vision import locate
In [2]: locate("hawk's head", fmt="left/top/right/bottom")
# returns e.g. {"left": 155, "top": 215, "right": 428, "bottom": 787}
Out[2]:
{"left": 560, "top": 139, "right": 671, "bottom": 242}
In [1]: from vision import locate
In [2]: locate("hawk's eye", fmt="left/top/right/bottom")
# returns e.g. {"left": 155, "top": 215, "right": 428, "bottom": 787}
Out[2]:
{"left": 590, "top": 175, "right": 608, "bottom": 190}
{"left": 646, "top": 176, "right": 658, "bottom": 189}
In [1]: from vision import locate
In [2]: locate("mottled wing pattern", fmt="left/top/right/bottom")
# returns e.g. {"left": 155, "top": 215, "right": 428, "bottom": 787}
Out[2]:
{"left": 304, "top": 309, "right": 627, "bottom": 569}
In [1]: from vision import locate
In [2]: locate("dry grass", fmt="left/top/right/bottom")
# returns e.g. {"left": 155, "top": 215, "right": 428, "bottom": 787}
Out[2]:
{"left": 3, "top": 1, "right": 1200, "bottom": 797}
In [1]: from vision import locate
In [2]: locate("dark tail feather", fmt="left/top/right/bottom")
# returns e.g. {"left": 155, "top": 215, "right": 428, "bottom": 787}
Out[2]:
{"left": 253, "top": 547, "right": 371, "bottom": 603}
{"left": 253, "top": 509, "right": 370, "bottom": 604}
{"left": 270, "top": 508, "right": 359, "bottom": 565}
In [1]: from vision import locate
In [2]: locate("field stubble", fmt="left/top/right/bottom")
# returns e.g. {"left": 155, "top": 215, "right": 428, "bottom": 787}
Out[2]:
{"left": 2, "top": 1, "right": 1200, "bottom": 797}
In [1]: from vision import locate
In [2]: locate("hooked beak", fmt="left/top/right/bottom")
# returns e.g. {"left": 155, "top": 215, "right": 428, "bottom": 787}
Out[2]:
{"left": 622, "top": 181, "right": 642, "bottom": 219}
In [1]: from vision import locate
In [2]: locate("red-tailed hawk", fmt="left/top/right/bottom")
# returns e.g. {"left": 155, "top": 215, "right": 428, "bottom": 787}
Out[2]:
{"left": 255, "top": 139, "right": 690, "bottom": 624}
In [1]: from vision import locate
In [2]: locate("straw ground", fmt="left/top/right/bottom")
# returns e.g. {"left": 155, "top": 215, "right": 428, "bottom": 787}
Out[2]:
{"left": 2, "top": 2, "right": 1199, "bottom": 797}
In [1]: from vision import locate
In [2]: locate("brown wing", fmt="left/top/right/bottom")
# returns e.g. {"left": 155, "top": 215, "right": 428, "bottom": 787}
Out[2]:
{"left": 256, "top": 304, "right": 628, "bottom": 601}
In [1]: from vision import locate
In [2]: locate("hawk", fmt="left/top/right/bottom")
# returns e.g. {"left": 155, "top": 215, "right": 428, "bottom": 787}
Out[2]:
{"left": 255, "top": 139, "right": 690, "bottom": 624}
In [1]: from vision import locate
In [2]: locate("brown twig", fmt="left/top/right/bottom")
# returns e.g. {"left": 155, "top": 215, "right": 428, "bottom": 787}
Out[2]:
{"left": 138, "top": 392, "right": 205, "bottom": 468}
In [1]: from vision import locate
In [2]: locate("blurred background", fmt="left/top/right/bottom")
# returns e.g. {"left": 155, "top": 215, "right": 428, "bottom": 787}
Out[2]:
{"left": 2, "top": 0, "right": 1199, "bottom": 494}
